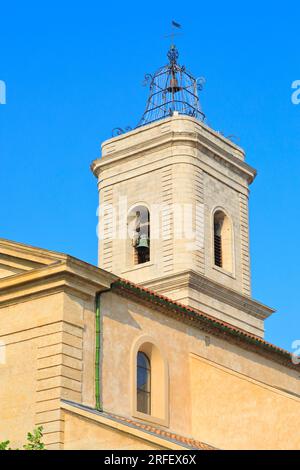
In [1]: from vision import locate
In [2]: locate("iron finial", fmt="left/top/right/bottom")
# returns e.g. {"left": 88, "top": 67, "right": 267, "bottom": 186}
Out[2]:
{"left": 167, "top": 44, "right": 179, "bottom": 64}
{"left": 137, "top": 24, "right": 205, "bottom": 128}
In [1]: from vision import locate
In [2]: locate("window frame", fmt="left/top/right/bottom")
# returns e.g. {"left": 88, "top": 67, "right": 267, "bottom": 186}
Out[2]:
{"left": 127, "top": 204, "right": 151, "bottom": 267}
{"left": 131, "top": 336, "right": 169, "bottom": 427}
{"left": 137, "top": 351, "right": 151, "bottom": 415}
{"left": 211, "top": 207, "right": 235, "bottom": 277}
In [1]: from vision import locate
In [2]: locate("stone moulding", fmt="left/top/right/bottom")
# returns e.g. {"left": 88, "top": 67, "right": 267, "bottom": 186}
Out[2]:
{"left": 111, "top": 278, "right": 298, "bottom": 372}
{"left": 91, "top": 116, "right": 256, "bottom": 185}
{"left": 0, "top": 256, "right": 117, "bottom": 307}
{"left": 142, "top": 270, "right": 275, "bottom": 321}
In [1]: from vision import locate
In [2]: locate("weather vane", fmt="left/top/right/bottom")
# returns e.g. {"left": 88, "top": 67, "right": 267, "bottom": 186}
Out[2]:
{"left": 137, "top": 21, "right": 205, "bottom": 128}
{"left": 165, "top": 20, "right": 182, "bottom": 46}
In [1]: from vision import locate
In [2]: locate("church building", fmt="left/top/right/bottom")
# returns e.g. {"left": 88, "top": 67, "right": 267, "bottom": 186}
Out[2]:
{"left": 0, "top": 45, "right": 299, "bottom": 450}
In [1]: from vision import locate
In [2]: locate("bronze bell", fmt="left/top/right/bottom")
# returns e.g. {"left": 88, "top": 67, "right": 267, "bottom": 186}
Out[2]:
{"left": 136, "top": 234, "right": 149, "bottom": 250}
{"left": 167, "top": 77, "right": 181, "bottom": 93}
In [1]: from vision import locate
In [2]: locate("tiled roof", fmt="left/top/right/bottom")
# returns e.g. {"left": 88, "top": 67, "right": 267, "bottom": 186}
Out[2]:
{"left": 103, "top": 412, "right": 215, "bottom": 450}
{"left": 62, "top": 400, "right": 216, "bottom": 450}
{"left": 111, "top": 278, "right": 299, "bottom": 371}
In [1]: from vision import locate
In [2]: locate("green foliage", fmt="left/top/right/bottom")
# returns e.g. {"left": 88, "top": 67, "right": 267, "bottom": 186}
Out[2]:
{"left": 23, "top": 426, "right": 45, "bottom": 450}
{"left": 0, "top": 440, "right": 11, "bottom": 450}
{"left": 0, "top": 426, "right": 45, "bottom": 450}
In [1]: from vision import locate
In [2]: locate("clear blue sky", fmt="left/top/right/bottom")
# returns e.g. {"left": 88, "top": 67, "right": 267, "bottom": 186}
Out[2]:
{"left": 1, "top": 1, "right": 299, "bottom": 351}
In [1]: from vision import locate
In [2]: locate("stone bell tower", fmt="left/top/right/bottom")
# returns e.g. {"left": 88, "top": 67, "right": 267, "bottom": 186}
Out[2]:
{"left": 91, "top": 45, "right": 274, "bottom": 338}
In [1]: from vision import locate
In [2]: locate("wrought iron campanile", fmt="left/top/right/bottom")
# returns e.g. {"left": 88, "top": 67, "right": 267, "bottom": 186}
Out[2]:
{"left": 137, "top": 44, "right": 205, "bottom": 127}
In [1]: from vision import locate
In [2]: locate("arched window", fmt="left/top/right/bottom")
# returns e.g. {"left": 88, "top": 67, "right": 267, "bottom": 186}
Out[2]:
{"left": 137, "top": 351, "right": 151, "bottom": 414}
{"left": 132, "top": 338, "right": 169, "bottom": 425}
{"left": 213, "top": 210, "right": 233, "bottom": 273}
{"left": 128, "top": 205, "right": 150, "bottom": 265}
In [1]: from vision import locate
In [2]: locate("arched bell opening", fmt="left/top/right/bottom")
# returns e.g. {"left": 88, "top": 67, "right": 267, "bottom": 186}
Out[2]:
{"left": 128, "top": 205, "right": 150, "bottom": 266}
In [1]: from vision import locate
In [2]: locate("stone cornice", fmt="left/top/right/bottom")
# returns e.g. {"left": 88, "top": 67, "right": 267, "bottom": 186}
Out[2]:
{"left": 0, "top": 238, "right": 67, "bottom": 265}
{"left": 141, "top": 270, "right": 274, "bottom": 321}
{"left": 0, "top": 256, "right": 118, "bottom": 307}
{"left": 101, "top": 115, "right": 244, "bottom": 157}
{"left": 91, "top": 116, "right": 256, "bottom": 185}
{"left": 195, "top": 135, "right": 256, "bottom": 184}
{"left": 92, "top": 133, "right": 256, "bottom": 186}
{"left": 112, "top": 279, "right": 298, "bottom": 371}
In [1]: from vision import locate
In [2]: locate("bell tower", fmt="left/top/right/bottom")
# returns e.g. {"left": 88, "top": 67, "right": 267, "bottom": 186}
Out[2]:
{"left": 91, "top": 45, "right": 274, "bottom": 338}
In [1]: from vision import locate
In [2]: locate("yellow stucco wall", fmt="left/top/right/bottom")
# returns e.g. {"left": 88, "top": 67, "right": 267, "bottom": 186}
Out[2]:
{"left": 100, "top": 291, "right": 300, "bottom": 449}
{"left": 0, "top": 258, "right": 299, "bottom": 450}
{"left": 63, "top": 412, "right": 164, "bottom": 450}
{"left": 0, "top": 293, "right": 65, "bottom": 448}
{"left": 190, "top": 355, "right": 300, "bottom": 450}
{"left": 0, "top": 286, "right": 96, "bottom": 449}
{"left": 0, "top": 334, "right": 37, "bottom": 448}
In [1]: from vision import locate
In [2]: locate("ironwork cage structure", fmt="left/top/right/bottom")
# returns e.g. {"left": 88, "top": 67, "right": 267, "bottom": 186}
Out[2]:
{"left": 137, "top": 45, "right": 205, "bottom": 128}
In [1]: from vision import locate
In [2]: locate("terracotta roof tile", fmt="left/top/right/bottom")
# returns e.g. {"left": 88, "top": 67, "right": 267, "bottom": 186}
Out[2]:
{"left": 63, "top": 400, "right": 216, "bottom": 450}
{"left": 111, "top": 278, "right": 299, "bottom": 371}
{"left": 112, "top": 416, "right": 216, "bottom": 450}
